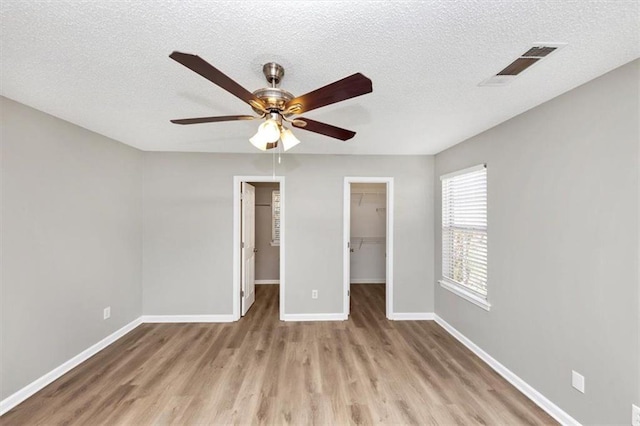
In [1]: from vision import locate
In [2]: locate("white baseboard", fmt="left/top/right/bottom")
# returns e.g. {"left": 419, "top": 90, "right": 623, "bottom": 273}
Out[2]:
{"left": 141, "top": 314, "right": 236, "bottom": 323}
{"left": 350, "top": 279, "right": 386, "bottom": 284}
{"left": 255, "top": 280, "right": 279, "bottom": 285}
{"left": 434, "top": 315, "right": 580, "bottom": 426}
{"left": 389, "top": 312, "right": 435, "bottom": 320}
{"left": 283, "top": 313, "right": 347, "bottom": 322}
{"left": 0, "top": 317, "right": 143, "bottom": 416}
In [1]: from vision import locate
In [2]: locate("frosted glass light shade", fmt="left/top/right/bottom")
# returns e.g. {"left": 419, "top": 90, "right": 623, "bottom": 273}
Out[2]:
{"left": 249, "top": 131, "right": 269, "bottom": 150}
{"left": 260, "top": 120, "right": 280, "bottom": 142}
{"left": 249, "top": 119, "right": 281, "bottom": 151}
{"left": 280, "top": 128, "right": 301, "bottom": 151}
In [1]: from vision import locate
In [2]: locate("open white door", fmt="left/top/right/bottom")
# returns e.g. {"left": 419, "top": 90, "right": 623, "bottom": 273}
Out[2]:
{"left": 241, "top": 182, "right": 256, "bottom": 316}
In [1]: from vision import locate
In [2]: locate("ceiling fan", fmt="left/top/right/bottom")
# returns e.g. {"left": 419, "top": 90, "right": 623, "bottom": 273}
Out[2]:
{"left": 169, "top": 51, "right": 373, "bottom": 151}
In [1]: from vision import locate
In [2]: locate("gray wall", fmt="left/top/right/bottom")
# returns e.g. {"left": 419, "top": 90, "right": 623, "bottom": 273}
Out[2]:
{"left": 253, "top": 183, "right": 280, "bottom": 281}
{"left": 142, "top": 154, "right": 434, "bottom": 315}
{"left": 1, "top": 97, "right": 142, "bottom": 399}
{"left": 434, "top": 59, "right": 639, "bottom": 424}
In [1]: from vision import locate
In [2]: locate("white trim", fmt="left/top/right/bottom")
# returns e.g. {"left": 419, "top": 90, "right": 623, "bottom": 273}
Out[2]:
{"left": 233, "top": 176, "right": 285, "bottom": 321}
{"left": 439, "top": 279, "right": 491, "bottom": 311}
{"left": 389, "top": 312, "right": 435, "bottom": 320}
{"left": 141, "top": 315, "right": 235, "bottom": 323}
{"left": 344, "top": 177, "right": 394, "bottom": 320}
{"left": 283, "top": 313, "right": 347, "bottom": 322}
{"left": 434, "top": 315, "right": 580, "bottom": 426}
{"left": 350, "top": 279, "right": 386, "bottom": 284}
{"left": 440, "top": 163, "right": 486, "bottom": 180}
{"left": 255, "top": 280, "right": 279, "bottom": 285}
{"left": 0, "top": 317, "right": 143, "bottom": 416}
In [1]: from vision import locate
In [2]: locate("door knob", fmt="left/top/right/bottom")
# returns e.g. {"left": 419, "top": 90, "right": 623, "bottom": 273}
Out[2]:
{"left": 253, "top": 248, "right": 258, "bottom": 253}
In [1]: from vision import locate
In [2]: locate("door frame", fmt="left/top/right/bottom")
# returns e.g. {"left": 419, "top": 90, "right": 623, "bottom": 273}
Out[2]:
{"left": 233, "top": 176, "right": 285, "bottom": 321}
{"left": 343, "top": 177, "right": 394, "bottom": 319}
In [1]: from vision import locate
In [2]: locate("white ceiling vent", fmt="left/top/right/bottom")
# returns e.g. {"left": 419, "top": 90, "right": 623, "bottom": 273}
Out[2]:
{"left": 480, "top": 43, "right": 567, "bottom": 86}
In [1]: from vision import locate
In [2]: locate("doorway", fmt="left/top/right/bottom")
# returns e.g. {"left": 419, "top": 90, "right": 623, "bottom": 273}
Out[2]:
{"left": 233, "top": 176, "right": 285, "bottom": 321}
{"left": 343, "top": 177, "right": 394, "bottom": 319}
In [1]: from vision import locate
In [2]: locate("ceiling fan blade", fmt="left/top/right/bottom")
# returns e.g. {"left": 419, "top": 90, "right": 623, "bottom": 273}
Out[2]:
{"left": 292, "top": 118, "right": 356, "bottom": 141}
{"left": 169, "top": 51, "right": 266, "bottom": 111}
{"left": 170, "top": 115, "right": 257, "bottom": 125}
{"left": 285, "top": 73, "right": 372, "bottom": 114}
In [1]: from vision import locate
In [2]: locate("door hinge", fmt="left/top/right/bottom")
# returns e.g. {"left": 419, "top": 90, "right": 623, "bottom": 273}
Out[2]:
{"left": 347, "top": 290, "right": 350, "bottom": 297}
{"left": 240, "top": 192, "right": 244, "bottom": 201}
{"left": 241, "top": 242, "right": 245, "bottom": 249}
{"left": 347, "top": 242, "right": 350, "bottom": 248}
{"left": 241, "top": 290, "right": 244, "bottom": 297}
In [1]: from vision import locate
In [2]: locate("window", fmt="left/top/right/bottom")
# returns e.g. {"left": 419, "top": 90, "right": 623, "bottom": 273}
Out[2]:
{"left": 440, "top": 164, "right": 490, "bottom": 310}
{"left": 271, "top": 190, "right": 280, "bottom": 246}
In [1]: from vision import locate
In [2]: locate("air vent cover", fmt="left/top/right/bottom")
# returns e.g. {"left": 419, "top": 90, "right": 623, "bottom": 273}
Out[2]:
{"left": 497, "top": 57, "right": 540, "bottom": 76}
{"left": 522, "top": 46, "right": 557, "bottom": 58}
{"left": 479, "top": 43, "right": 566, "bottom": 86}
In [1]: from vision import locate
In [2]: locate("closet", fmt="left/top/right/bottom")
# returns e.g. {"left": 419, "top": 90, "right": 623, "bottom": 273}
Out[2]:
{"left": 350, "top": 183, "right": 386, "bottom": 284}
{"left": 253, "top": 182, "right": 280, "bottom": 285}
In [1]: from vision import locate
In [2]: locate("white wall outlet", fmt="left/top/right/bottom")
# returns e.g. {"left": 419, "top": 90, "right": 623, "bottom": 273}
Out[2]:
{"left": 632, "top": 404, "right": 640, "bottom": 426}
{"left": 103, "top": 306, "right": 111, "bottom": 320}
{"left": 311, "top": 290, "right": 318, "bottom": 299}
{"left": 571, "top": 370, "right": 585, "bottom": 393}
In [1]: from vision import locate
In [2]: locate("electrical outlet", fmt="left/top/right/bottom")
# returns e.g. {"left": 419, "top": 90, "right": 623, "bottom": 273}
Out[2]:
{"left": 103, "top": 306, "right": 111, "bottom": 320}
{"left": 571, "top": 370, "right": 585, "bottom": 393}
{"left": 311, "top": 290, "right": 318, "bottom": 299}
{"left": 632, "top": 404, "right": 640, "bottom": 426}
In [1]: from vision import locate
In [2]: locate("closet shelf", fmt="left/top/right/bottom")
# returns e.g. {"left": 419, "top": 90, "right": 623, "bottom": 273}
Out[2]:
{"left": 350, "top": 236, "right": 385, "bottom": 249}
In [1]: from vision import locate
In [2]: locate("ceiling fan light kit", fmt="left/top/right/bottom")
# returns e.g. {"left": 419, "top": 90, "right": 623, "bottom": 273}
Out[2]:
{"left": 169, "top": 51, "right": 372, "bottom": 152}
{"left": 249, "top": 120, "right": 279, "bottom": 151}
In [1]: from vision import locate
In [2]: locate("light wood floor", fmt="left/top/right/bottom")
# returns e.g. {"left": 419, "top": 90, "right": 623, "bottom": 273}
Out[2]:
{"left": 2, "top": 284, "right": 555, "bottom": 425}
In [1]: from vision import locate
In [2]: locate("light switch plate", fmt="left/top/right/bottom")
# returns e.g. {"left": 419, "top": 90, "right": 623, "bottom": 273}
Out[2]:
{"left": 103, "top": 306, "right": 111, "bottom": 320}
{"left": 632, "top": 404, "right": 640, "bottom": 426}
{"left": 571, "top": 370, "right": 585, "bottom": 393}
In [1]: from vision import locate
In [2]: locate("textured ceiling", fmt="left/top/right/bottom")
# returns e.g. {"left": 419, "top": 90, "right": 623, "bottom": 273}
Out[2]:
{"left": 1, "top": 1, "right": 639, "bottom": 155}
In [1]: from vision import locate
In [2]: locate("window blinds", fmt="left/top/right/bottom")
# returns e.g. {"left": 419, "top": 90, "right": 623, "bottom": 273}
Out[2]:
{"left": 272, "top": 190, "right": 281, "bottom": 243}
{"left": 441, "top": 165, "right": 488, "bottom": 297}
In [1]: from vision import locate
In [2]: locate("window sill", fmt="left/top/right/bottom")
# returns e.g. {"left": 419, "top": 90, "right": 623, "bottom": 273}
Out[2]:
{"left": 438, "top": 279, "right": 491, "bottom": 311}
{"left": 270, "top": 241, "right": 280, "bottom": 247}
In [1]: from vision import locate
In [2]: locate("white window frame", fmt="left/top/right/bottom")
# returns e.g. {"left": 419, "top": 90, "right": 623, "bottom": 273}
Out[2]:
{"left": 271, "top": 190, "right": 280, "bottom": 246}
{"left": 439, "top": 164, "right": 491, "bottom": 311}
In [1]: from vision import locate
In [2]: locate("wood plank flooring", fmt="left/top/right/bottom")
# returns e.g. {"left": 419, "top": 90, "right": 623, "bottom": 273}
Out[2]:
{"left": 2, "top": 284, "right": 555, "bottom": 425}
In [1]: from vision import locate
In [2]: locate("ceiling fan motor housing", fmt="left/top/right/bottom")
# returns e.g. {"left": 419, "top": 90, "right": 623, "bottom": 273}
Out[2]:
{"left": 252, "top": 87, "right": 294, "bottom": 114}
{"left": 252, "top": 63, "right": 295, "bottom": 115}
